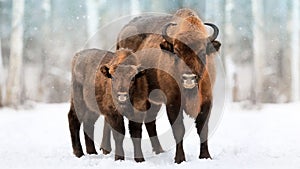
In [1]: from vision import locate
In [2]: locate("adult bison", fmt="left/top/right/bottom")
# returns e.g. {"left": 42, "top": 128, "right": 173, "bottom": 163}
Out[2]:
{"left": 68, "top": 48, "right": 163, "bottom": 161}
{"left": 114, "top": 8, "right": 221, "bottom": 163}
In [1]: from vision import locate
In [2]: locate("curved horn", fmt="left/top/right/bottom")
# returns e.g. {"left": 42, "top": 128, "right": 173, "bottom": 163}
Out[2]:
{"left": 162, "top": 22, "right": 177, "bottom": 44}
{"left": 204, "top": 23, "right": 219, "bottom": 42}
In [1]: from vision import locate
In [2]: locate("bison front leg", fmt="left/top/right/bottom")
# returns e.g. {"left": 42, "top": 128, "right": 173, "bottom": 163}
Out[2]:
{"left": 166, "top": 104, "right": 186, "bottom": 164}
{"left": 106, "top": 114, "right": 125, "bottom": 161}
{"left": 129, "top": 120, "right": 145, "bottom": 162}
{"left": 68, "top": 102, "right": 84, "bottom": 157}
{"left": 100, "top": 119, "right": 112, "bottom": 155}
{"left": 83, "top": 112, "right": 98, "bottom": 155}
{"left": 145, "top": 121, "right": 164, "bottom": 154}
{"left": 195, "top": 101, "right": 212, "bottom": 159}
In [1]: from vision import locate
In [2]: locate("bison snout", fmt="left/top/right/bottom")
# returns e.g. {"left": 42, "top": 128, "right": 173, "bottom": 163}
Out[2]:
{"left": 182, "top": 74, "right": 197, "bottom": 89}
{"left": 117, "top": 92, "right": 129, "bottom": 103}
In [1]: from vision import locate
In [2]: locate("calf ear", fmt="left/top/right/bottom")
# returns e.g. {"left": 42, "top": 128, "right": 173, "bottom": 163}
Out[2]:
{"left": 160, "top": 40, "right": 174, "bottom": 53}
{"left": 100, "top": 65, "right": 112, "bottom": 78}
{"left": 206, "top": 40, "right": 221, "bottom": 55}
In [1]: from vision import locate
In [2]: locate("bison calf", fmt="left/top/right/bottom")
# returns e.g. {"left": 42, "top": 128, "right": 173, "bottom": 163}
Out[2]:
{"left": 68, "top": 48, "right": 163, "bottom": 161}
{"left": 68, "top": 49, "right": 126, "bottom": 160}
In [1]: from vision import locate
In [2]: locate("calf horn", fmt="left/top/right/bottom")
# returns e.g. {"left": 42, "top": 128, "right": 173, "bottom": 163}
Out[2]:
{"left": 204, "top": 23, "right": 219, "bottom": 42}
{"left": 162, "top": 22, "right": 177, "bottom": 44}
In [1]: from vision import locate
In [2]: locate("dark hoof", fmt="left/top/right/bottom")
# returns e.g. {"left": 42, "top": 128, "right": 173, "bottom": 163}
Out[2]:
{"left": 100, "top": 148, "right": 111, "bottom": 155}
{"left": 153, "top": 148, "right": 165, "bottom": 155}
{"left": 199, "top": 151, "right": 212, "bottom": 159}
{"left": 134, "top": 157, "right": 145, "bottom": 163}
{"left": 174, "top": 155, "right": 186, "bottom": 164}
{"left": 115, "top": 155, "right": 125, "bottom": 161}
{"left": 87, "top": 150, "right": 98, "bottom": 155}
{"left": 74, "top": 150, "right": 84, "bottom": 158}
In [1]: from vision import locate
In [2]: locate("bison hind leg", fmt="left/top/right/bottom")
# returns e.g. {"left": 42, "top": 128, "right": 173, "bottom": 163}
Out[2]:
{"left": 68, "top": 102, "right": 84, "bottom": 157}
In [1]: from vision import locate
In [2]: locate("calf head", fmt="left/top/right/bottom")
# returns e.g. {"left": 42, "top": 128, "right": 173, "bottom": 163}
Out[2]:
{"left": 100, "top": 49, "right": 146, "bottom": 115}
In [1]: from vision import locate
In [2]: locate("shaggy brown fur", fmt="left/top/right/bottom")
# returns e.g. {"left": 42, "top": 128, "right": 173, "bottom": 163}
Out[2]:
{"left": 68, "top": 48, "right": 164, "bottom": 162}
{"left": 114, "top": 8, "right": 221, "bottom": 163}
{"left": 68, "top": 49, "right": 125, "bottom": 160}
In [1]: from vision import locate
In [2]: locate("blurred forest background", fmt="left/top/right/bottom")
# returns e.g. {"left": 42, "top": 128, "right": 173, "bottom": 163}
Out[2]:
{"left": 0, "top": 0, "right": 299, "bottom": 108}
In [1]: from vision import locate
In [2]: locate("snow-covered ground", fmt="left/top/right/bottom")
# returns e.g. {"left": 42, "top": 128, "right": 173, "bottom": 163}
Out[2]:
{"left": 0, "top": 103, "right": 300, "bottom": 169}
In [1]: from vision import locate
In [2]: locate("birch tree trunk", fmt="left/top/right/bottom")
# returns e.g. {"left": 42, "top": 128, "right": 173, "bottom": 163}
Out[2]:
{"left": 130, "top": 0, "right": 140, "bottom": 15}
{"left": 206, "top": 0, "right": 226, "bottom": 69}
{"left": 206, "top": 0, "right": 225, "bottom": 40}
{"left": 225, "top": 0, "right": 254, "bottom": 103}
{"left": 38, "top": 0, "right": 52, "bottom": 101}
{"left": 0, "top": 39, "right": 3, "bottom": 107}
{"left": 261, "top": 1, "right": 290, "bottom": 103}
{"left": 252, "top": 0, "right": 265, "bottom": 104}
{"left": 291, "top": 0, "right": 300, "bottom": 101}
{"left": 5, "top": 0, "right": 25, "bottom": 108}
{"left": 86, "top": 0, "right": 100, "bottom": 41}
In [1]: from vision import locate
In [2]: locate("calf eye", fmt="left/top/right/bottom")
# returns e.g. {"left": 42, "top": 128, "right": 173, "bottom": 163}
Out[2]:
{"left": 201, "top": 51, "right": 206, "bottom": 56}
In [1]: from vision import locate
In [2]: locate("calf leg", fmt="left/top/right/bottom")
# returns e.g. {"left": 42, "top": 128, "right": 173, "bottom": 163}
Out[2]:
{"left": 129, "top": 120, "right": 145, "bottom": 162}
{"left": 166, "top": 104, "right": 185, "bottom": 164}
{"left": 100, "top": 119, "right": 112, "bottom": 155}
{"left": 195, "top": 101, "right": 212, "bottom": 159}
{"left": 144, "top": 105, "right": 164, "bottom": 154}
{"left": 68, "top": 102, "right": 84, "bottom": 157}
{"left": 106, "top": 114, "right": 125, "bottom": 161}
{"left": 83, "top": 112, "right": 98, "bottom": 155}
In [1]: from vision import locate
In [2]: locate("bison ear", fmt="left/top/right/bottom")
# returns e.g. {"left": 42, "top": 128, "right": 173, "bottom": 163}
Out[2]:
{"left": 160, "top": 40, "right": 174, "bottom": 53}
{"left": 100, "top": 65, "right": 112, "bottom": 78}
{"left": 136, "top": 66, "right": 146, "bottom": 78}
{"left": 206, "top": 40, "right": 221, "bottom": 55}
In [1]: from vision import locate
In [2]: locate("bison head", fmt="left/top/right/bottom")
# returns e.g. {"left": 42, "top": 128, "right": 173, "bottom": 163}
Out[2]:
{"left": 100, "top": 49, "right": 146, "bottom": 115}
{"left": 160, "top": 21, "right": 221, "bottom": 90}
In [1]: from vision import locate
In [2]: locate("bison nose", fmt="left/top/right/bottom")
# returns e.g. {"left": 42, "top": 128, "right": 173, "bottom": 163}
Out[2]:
{"left": 182, "top": 74, "right": 197, "bottom": 89}
{"left": 117, "top": 92, "right": 129, "bottom": 103}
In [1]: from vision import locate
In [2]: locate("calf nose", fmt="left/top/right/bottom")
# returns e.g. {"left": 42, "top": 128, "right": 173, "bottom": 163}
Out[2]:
{"left": 117, "top": 92, "right": 129, "bottom": 103}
